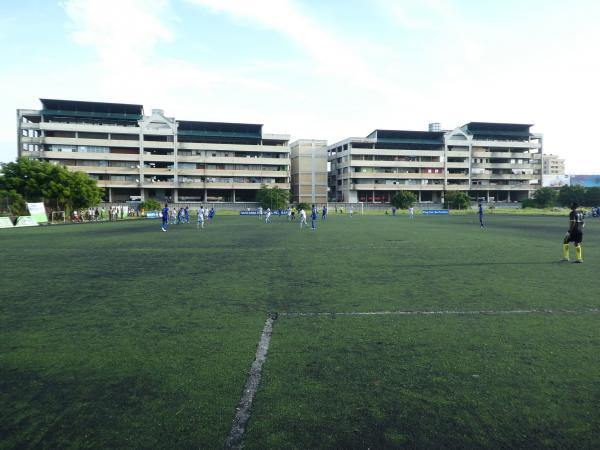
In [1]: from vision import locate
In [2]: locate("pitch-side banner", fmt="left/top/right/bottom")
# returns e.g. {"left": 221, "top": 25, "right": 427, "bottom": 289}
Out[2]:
{"left": 15, "top": 216, "right": 38, "bottom": 227}
{"left": 26, "top": 202, "right": 48, "bottom": 223}
{"left": 0, "top": 217, "right": 14, "bottom": 228}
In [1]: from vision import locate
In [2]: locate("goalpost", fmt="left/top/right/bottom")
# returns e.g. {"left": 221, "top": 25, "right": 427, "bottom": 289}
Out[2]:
{"left": 51, "top": 211, "right": 65, "bottom": 224}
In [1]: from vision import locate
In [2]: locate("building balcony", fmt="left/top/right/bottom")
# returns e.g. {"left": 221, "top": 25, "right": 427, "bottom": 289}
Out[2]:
{"left": 445, "top": 162, "right": 469, "bottom": 169}
{"left": 41, "top": 151, "right": 140, "bottom": 161}
{"left": 473, "top": 150, "right": 540, "bottom": 158}
{"left": 471, "top": 173, "right": 537, "bottom": 180}
{"left": 39, "top": 122, "right": 140, "bottom": 134}
{"left": 177, "top": 142, "right": 289, "bottom": 153}
{"left": 472, "top": 163, "right": 536, "bottom": 169}
{"left": 471, "top": 184, "right": 535, "bottom": 190}
{"left": 98, "top": 180, "right": 140, "bottom": 188}
{"left": 444, "top": 184, "right": 471, "bottom": 190}
{"left": 349, "top": 148, "right": 443, "bottom": 158}
{"left": 349, "top": 160, "right": 443, "bottom": 168}
{"left": 350, "top": 183, "right": 443, "bottom": 191}
{"left": 352, "top": 172, "right": 443, "bottom": 179}
{"left": 69, "top": 166, "right": 139, "bottom": 174}
{"left": 143, "top": 154, "right": 175, "bottom": 162}
{"left": 471, "top": 139, "right": 541, "bottom": 149}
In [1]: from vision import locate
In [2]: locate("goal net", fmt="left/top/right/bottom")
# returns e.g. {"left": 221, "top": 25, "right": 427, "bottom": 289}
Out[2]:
{"left": 51, "top": 211, "right": 65, "bottom": 224}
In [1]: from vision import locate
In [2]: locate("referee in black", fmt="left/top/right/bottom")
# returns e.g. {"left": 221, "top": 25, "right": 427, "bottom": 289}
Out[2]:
{"left": 563, "top": 202, "right": 585, "bottom": 263}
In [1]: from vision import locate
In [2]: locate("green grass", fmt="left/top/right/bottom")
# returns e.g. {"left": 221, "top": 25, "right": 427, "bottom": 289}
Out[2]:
{"left": 1, "top": 214, "right": 599, "bottom": 449}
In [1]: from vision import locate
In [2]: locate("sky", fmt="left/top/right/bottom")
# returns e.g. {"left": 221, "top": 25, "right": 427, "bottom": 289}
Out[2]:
{"left": 1, "top": 0, "right": 599, "bottom": 173}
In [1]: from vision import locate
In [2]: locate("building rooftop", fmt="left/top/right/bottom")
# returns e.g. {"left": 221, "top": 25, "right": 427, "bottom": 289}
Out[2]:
{"left": 367, "top": 129, "right": 445, "bottom": 146}
{"left": 40, "top": 99, "right": 144, "bottom": 119}
{"left": 461, "top": 122, "right": 533, "bottom": 140}
{"left": 177, "top": 120, "right": 263, "bottom": 140}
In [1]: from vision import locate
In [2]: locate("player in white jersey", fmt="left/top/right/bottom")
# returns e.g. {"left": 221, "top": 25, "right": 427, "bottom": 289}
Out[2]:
{"left": 197, "top": 207, "right": 205, "bottom": 229}
{"left": 265, "top": 208, "right": 272, "bottom": 223}
{"left": 408, "top": 206, "right": 414, "bottom": 219}
{"left": 299, "top": 208, "right": 307, "bottom": 228}
{"left": 287, "top": 207, "right": 292, "bottom": 222}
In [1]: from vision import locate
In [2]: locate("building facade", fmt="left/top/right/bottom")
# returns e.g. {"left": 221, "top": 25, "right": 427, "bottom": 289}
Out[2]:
{"left": 542, "top": 154, "right": 566, "bottom": 175}
{"left": 18, "top": 99, "right": 290, "bottom": 202}
{"left": 290, "top": 139, "right": 328, "bottom": 204}
{"left": 328, "top": 122, "right": 543, "bottom": 203}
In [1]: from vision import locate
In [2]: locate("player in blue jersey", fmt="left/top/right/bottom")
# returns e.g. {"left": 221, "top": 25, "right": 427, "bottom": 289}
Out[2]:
{"left": 161, "top": 204, "right": 169, "bottom": 232}
{"left": 311, "top": 204, "right": 318, "bottom": 231}
{"left": 478, "top": 202, "right": 485, "bottom": 228}
{"left": 563, "top": 202, "right": 585, "bottom": 263}
{"left": 322, "top": 205, "right": 327, "bottom": 220}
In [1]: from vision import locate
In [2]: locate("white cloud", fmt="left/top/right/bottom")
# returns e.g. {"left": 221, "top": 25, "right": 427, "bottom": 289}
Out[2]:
{"left": 62, "top": 0, "right": 174, "bottom": 65}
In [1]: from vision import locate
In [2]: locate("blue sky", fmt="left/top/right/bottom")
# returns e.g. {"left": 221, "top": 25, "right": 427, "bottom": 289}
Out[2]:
{"left": 1, "top": 0, "right": 599, "bottom": 173}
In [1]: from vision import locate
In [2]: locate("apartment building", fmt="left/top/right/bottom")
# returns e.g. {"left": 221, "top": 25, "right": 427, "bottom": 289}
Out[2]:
{"left": 289, "top": 139, "right": 328, "bottom": 204}
{"left": 328, "top": 122, "right": 543, "bottom": 203}
{"left": 17, "top": 99, "right": 290, "bottom": 202}
{"left": 542, "top": 154, "right": 566, "bottom": 175}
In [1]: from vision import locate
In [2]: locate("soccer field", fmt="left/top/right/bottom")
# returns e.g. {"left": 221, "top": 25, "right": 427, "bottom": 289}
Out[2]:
{"left": 1, "top": 214, "right": 599, "bottom": 449}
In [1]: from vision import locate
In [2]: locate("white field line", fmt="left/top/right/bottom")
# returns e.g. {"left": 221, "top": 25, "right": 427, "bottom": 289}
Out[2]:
{"left": 226, "top": 306, "right": 598, "bottom": 447}
{"left": 280, "top": 308, "right": 600, "bottom": 317}
{"left": 225, "top": 316, "right": 274, "bottom": 450}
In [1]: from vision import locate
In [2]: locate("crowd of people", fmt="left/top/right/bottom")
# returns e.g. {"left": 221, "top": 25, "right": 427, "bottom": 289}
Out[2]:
{"left": 161, "top": 205, "right": 215, "bottom": 232}
{"left": 71, "top": 205, "right": 136, "bottom": 222}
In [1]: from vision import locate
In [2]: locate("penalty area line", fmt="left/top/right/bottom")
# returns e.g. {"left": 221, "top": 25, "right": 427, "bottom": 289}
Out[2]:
{"left": 225, "top": 314, "right": 276, "bottom": 450}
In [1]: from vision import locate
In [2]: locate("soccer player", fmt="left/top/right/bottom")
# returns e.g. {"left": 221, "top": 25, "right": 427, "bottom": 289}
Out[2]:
{"left": 311, "top": 204, "right": 318, "bottom": 231}
{"left": 170, "top": 207, "right": 177, "bottom": 224}
{"left": 478, "top": 202, "right": 485, "bottom": 228}
{"left": 287, "top": 207, "right": 292, "bottom": 222}
{"left": 161, "top": 204, "right": 169, "bottom": 232}
{"left": 408, "top": 206, "right": 414, "bottom": 219}
{"left": 184, "top": 206, "right": 190, "bottom": 224}
{"left": 299, "top": 208, "right": 307, "bottom": 229}
{"left": 265, "top": 207, "right": 272, "bottom": 223}
{"left": 197, "top": 206, "right": 205, "bottom": 229}
{"left": 322, "top": 205, "right": 327, "bottom": 220}
{"left": 563, "top": 202, "right": 585, "bottom": 263}
{"left": 208, "top": 207, "right": 215, "bottom": 224}
{"left": 349, "top": 205, "right": 353, "bottom": 218}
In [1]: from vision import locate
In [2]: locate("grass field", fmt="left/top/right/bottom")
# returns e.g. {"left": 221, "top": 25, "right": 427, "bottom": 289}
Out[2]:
{"left": 1, "top": 213, "right": 599, "bottom": 449}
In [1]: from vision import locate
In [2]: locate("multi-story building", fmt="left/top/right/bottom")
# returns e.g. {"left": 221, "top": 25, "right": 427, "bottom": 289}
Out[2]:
{"left": 328, "top": 122, "right": 543, "bottom": 203}
{"left": 289, "top": 139, "right": 328, "bottom": 205}
{"left": 17, "top": 99, "right": 290, "bottom": 202}
{"left": 542, "top": 154, "right": 566, "bottom": 175}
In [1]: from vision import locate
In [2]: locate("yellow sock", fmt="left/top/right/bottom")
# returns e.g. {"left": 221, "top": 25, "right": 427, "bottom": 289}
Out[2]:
{"left": 576, "top": 245, "right": 583, "bottom": 261}
{"left": 563, "top": 244, "right": 570, "bottom": 260}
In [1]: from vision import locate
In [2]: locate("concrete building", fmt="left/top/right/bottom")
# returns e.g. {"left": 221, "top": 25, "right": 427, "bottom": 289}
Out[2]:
{"left": 18, "top": 99, "right": 290, "bottom": 202}
{"left": 289, "top": 139, "right": 328, "bottom": 205}
{"left": 328, "top": 122, "right": 543, "bottom": 203}
{"left": 542, "top": 154, "right": 566, "bottom": 175}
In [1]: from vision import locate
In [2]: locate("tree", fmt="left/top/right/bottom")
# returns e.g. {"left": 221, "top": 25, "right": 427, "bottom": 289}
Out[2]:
{"left": 557, "top": 185, "right": 585, "bottom": 207}
{"left": 532, "top": 187, "right": 558, "bottom": 208}
{"left": 140, "top": 199, "right": 161, "bottom": 211}
{"left": 256, "top": 185, "right": 289, "bottom": 210}
{"left": 0, "top": 158, "right": 103, "bottom": 214}
{"left": 0, "top": 189, "right": 27, "bottom": 216}
{"left": 444, "top": 191, "right": 470, "bottom": 209}
{"left": 391, "top": 191, "right": 417, "bottom": 209}
{"left": 583, "top": 186, "right": 600, "bottom": 206}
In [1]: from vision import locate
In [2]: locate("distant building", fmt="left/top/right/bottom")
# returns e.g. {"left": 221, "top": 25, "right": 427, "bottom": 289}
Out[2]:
{"left": 290, "top": 139, "right": 328, "bottom": 205}
{"left": 17, "top": 99, "right": 290, "bottom": 203}
{"left": 328, "top": 122, "right": 543, "bottom": 203}
{"left": 543, "top": 154, "right": 565, "bottom": 175}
